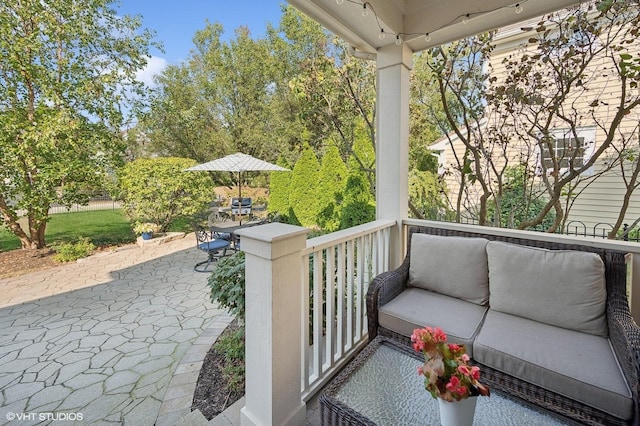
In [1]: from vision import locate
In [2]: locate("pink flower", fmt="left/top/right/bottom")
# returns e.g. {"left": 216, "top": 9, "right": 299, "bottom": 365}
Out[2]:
{"left": 417, "top": 366, "right": 424, "bottom": 376}
{"left": 446, "top": 376, "right": 469, "bottom": 397}
{"left": 446, "top": 375, "right": 460, "bottom": 390}
{"left": 411, "top": 328, "right": 427, "bottom": 352}
{"left": 471, "top": 366, "right": 481, "bottom": 380}
{"left": 461, "top": 353, "right": 470, "bottom": 362}
{"left": 433, "top": 327, "right": 447, "bottom": 342}
{"left": 457, "top": 365, "right": 471, "bottom": 376}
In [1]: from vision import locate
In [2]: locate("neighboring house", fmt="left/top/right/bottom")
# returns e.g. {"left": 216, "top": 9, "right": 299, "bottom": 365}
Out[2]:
{"left": 430, "top": 11, "right": 640, "bottom": 234}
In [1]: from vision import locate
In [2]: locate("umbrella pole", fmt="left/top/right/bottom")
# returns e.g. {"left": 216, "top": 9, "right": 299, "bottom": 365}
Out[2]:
{"left": 238, "top": 171, "right": 242, "bottom": 225}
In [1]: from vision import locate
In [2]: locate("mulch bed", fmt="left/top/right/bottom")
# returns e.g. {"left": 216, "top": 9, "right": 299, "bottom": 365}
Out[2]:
{"left": 192, "top": 319, "right": 245, "bottom": 420}
{"left": 0, "top": 248, "right": 58, "bottom": 279}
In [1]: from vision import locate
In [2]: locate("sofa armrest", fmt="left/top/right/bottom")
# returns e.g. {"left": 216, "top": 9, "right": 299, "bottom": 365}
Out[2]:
{"left": 366, "top": 260, "right": 409, "bottom": 341}
{"left": 605, "top": 250, "right": 640, "bottom": 423}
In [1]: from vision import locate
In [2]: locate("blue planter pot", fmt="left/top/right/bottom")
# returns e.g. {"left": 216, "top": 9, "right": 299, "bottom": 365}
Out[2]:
{"left": 141, "top": 232, "right": 153, "bottom": 240}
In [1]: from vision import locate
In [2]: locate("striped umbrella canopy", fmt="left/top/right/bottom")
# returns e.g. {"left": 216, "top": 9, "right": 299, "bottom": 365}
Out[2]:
{"left": 185, "top": 152, "right": 288, "bottom": 173}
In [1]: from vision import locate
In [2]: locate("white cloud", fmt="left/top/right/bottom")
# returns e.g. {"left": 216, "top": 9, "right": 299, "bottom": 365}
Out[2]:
{"left": 136, "top": 56, "right": 168, "bottom": 87}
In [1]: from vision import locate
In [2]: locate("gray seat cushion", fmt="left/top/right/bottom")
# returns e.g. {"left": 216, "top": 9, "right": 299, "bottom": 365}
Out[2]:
{"left": 409, "top": 234, "right": 489, "bottom": 305}
{"left": 378, "top": 288, "right": 488, "bottom": 357}
{"left": 474, "top": 310, "right": 633, "bottom": 420}
{"left": 487, "top": 241, "right": 607, "bottom": 337}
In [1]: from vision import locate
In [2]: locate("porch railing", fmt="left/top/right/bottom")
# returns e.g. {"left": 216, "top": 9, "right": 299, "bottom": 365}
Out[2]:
{"left": 236, "top": 219, "right": 395, "bottom": 425}
{"left": 301, "top": 219, "right": 395, "bottom": 400}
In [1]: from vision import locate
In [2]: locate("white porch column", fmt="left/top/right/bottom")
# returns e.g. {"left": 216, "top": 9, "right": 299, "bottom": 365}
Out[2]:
{"left": 236, "top": 223, "right": 309, "bottom": 426}
{"left": 376, "top": 43, "right": 412, "bottom": 268}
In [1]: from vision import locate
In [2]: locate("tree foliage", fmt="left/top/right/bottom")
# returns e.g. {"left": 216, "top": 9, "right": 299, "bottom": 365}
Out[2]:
{"left": 411, "top": 53, "right": 451, "bottom": 172}
{"left": 428, "top": 1, "right": 640, "bottom": 233}
{"left": 137, "top": 6, "right": 379, "bottom": 201}
{"left": 0, "top": 0, "right": 157, "bottom": 249}
{"left": 426, "top": 33, "right": 496, "bottom": 225}
{"left": 138, "top": 58, "right": 230, "bottom": 164}
{"left": 408, "top": 170, "right": 451, "bottom": 220}
{"left": 118, "top": 157, "right": 211, "bottom": 231}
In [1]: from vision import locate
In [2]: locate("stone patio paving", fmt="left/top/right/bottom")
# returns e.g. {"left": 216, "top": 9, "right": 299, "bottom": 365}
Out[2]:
{"left": 0, "top": 235, "right": 233, "bottom": 425}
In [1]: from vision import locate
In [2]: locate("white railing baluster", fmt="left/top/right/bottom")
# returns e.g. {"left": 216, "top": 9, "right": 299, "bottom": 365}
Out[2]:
{"left": 377, "top": 229, "right": 385, "bottom": 275}
{"left": 325, "top": 246, "right": 335, "bottom": 369}
{"left": 371, "top": 232, "right": 379, "bottom": 282}
{"left": 346, "top": 239, "right": 354, "bottom": 352}
{"left": 336, "top": 242, "right": 345, "bottom": 359}
{"left": 302, "top": 253, "right": 311, "bottom": 388}
{"left": 384, "top": 227, "right": 390, "bottom": 271}
{"left": 312, "top": 251, "right": 322, "bottom": 381}
{"left": 355, "top": 236, "right": 364, "bottom": 341}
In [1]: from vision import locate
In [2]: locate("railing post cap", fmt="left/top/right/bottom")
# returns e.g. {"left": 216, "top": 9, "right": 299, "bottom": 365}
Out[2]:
{"left": 236, "top": 223, "right": 309, "bottom": 259}
{"left": 235, "top": 222, "right": 308, "bottom": 243}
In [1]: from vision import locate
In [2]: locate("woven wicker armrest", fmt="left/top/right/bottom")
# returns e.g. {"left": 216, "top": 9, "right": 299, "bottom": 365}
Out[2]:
{"left": 609, "top": 304, "right": 640, "bottom": 422}
{"left": 366, "top": 260, "right": 409, "bottom": 340}
{"left": 604, "top": 251, "right": 640, "bottom": 423}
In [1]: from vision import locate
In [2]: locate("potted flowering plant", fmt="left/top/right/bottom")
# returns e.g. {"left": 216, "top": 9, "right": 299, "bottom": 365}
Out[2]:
{"left": 412, "top": 326, "right": 489, "bottom": 425}
{"left": 133, "top": 222, "right": 158, "bottom": 240}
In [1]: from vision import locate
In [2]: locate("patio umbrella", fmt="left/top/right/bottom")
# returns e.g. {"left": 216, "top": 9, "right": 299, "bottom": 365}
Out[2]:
{"left": 186, "top": 152, "right": 289, "bottom": 222}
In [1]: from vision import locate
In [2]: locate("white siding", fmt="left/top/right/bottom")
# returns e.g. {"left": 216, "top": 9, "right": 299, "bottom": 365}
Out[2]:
{"left": 565, "top": 160, "right": 640, "bottom": 233}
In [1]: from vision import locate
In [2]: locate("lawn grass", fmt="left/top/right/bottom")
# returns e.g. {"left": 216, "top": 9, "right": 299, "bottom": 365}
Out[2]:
{"left": 0, "top": 210, "right": 198, "bottom": 252}
{"left": 0, "top": 209, "right": 136, "bottom": 252}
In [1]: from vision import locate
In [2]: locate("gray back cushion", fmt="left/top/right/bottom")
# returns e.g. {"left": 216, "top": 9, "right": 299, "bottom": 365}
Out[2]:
{"left": 408, "top": 234, "right": 489, "bottom": 305}
{"left": 487, "top": 241, "right": 607, "bottom": 337}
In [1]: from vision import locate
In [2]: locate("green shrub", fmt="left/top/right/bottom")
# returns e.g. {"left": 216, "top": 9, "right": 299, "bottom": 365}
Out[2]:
{"left": 118, "top": 157, "right": 212, "bottom": 231}
{"left": 208, "top": 253, "right": 246, "bottom": 394}
{"left": 487, "top": 165, "right": 556, "bottom": 230}
{"left": 618, "top": 226, "right": 639, "bottom": 241}
{"left": 267, "top": 157, "right": 292, "bottom": 217}
{"left": 214, "top": 325, "right": 245, "bottom": 393}
{"left": 290, "top": 143, "right": 321, "bottom": 227}
{"left": 207, "top": 251, "right": 246, "bottom": 321}
{"left": 52, "top": 237, "right": 95, "bottom": 262}
{"left": 339, "top": 174, "right": 376, "bottom": 229}
{"left": 316, "top": 145, "right": 347, "bottom": 232}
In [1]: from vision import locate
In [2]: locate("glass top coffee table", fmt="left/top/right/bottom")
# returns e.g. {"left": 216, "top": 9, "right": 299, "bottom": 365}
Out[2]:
{"left": 319, "top": 336, "right": 575, "bottom": 425}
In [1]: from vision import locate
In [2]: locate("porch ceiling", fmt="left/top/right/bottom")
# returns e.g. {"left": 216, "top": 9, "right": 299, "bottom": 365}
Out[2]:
{"left": 287, "top": 0, "right": 581, "bottom": 54}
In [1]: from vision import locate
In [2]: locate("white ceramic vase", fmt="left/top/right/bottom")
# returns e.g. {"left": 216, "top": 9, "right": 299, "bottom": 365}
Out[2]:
{"left": 438, "top": 396, "right": 477, "bottom": 426}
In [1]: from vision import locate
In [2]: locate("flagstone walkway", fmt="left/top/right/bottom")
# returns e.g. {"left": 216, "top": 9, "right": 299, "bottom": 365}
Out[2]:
{"left": 0, "top": 235, "right": 232, "bottom": 425}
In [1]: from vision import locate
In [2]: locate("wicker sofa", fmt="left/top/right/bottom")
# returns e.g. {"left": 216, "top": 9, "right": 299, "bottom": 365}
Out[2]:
{"left": 366, "top": 225, "right": 640, "bottom": 425}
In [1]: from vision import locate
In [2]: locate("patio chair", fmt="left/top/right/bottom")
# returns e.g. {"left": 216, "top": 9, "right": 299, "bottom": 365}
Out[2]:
{"left": 193, "top": 224, "right": 231, "bottom": 272}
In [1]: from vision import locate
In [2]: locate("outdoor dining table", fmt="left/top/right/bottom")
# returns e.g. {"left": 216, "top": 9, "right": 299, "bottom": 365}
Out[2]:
{"left": 209, "top": 218, "right": 267, "bottom": 251}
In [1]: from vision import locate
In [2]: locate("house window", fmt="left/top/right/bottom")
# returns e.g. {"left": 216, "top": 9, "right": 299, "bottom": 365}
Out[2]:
{"left": 538, "top": 127, "right": 596, "bottom": 175}
{"left": 541, "top": 136, "right": 585, "bottom": 169}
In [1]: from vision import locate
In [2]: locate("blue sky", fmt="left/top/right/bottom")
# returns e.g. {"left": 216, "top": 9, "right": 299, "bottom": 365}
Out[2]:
{"left": 116, "top": 0, "right": 287, "bottom": 85}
